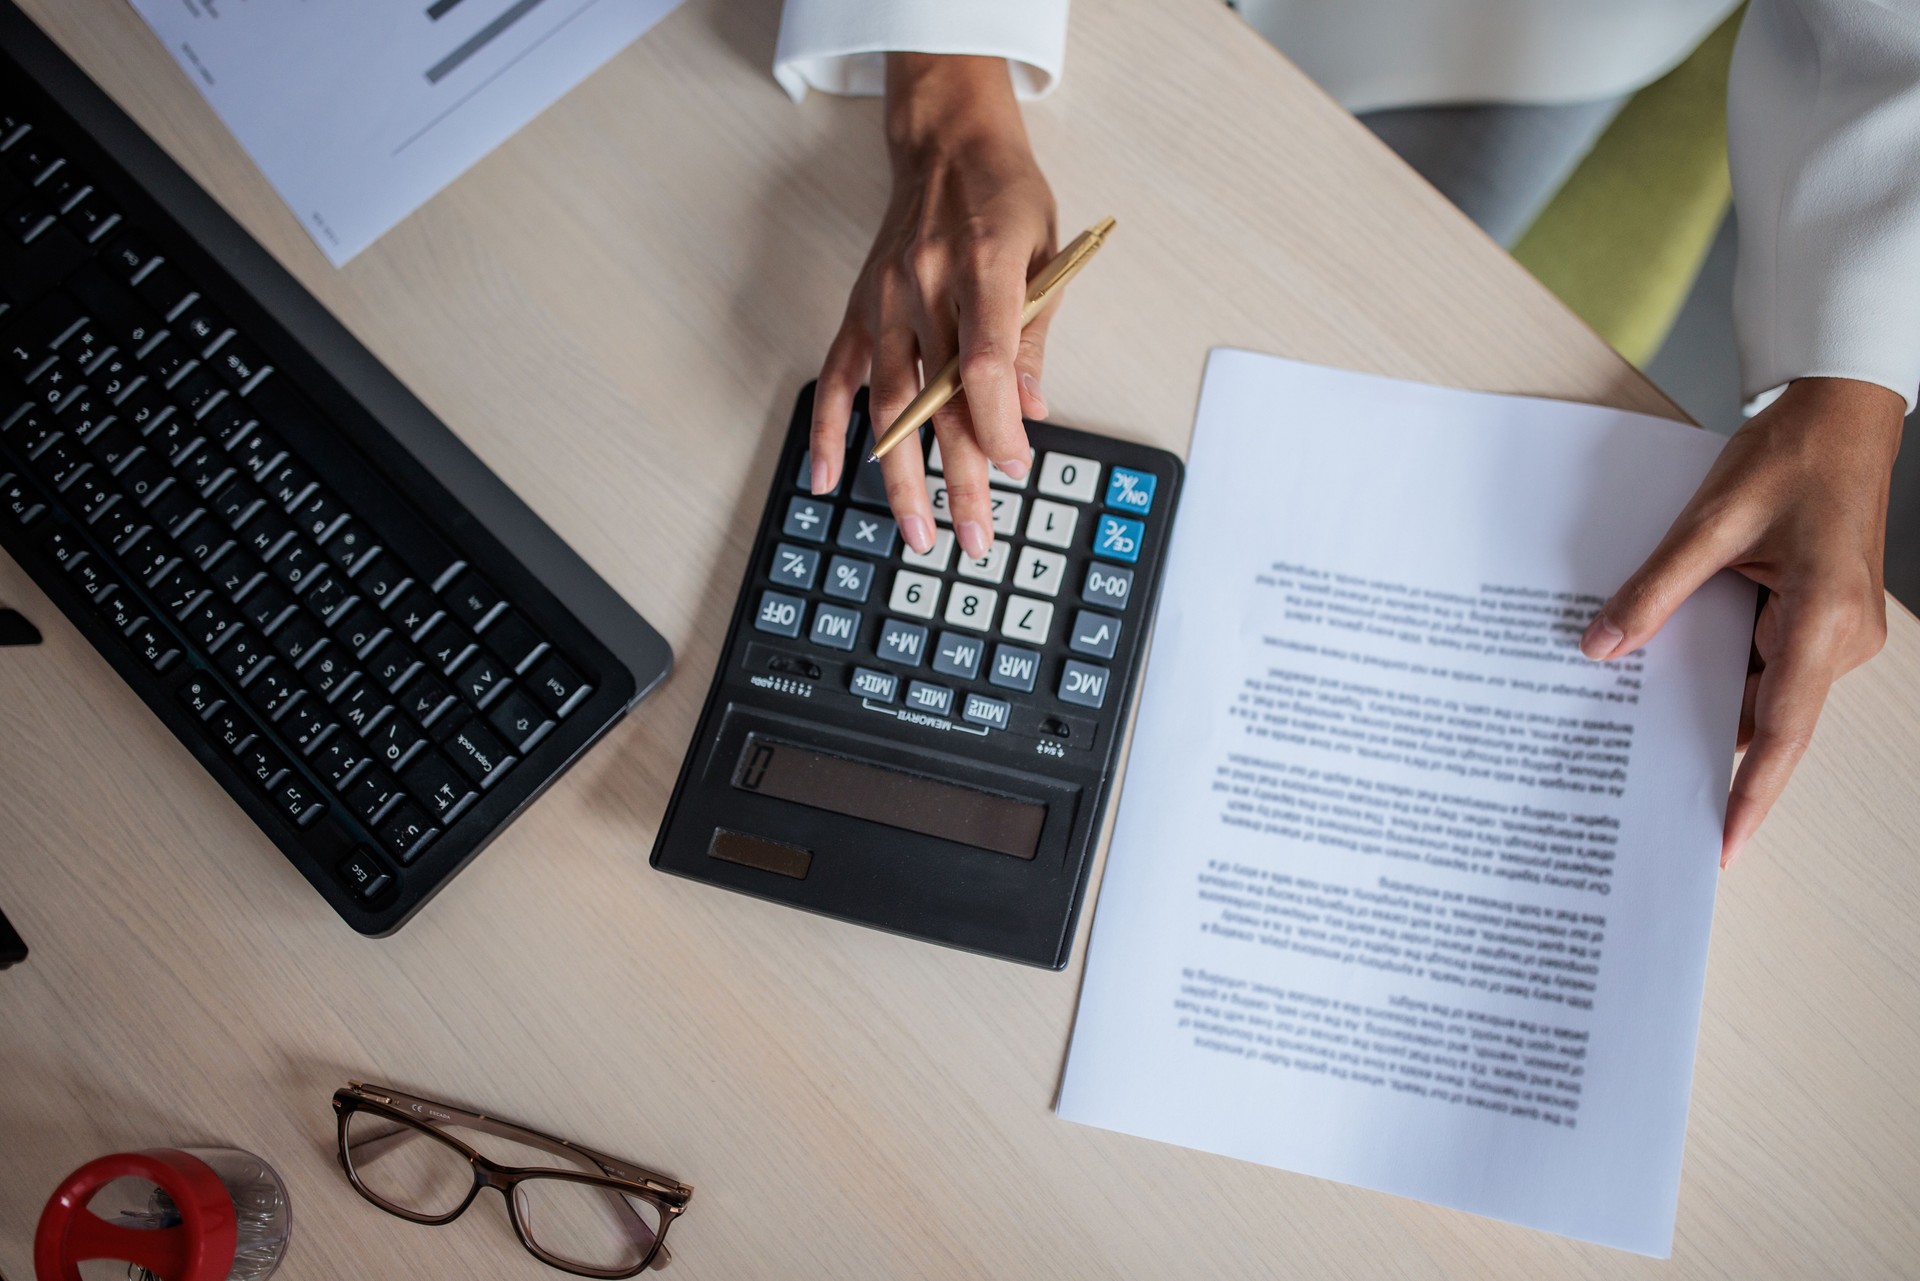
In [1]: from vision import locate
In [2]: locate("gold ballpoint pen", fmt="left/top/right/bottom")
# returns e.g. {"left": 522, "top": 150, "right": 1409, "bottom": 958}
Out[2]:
{"left": 866, "top": 215, "right": 1117, "bottom": 463}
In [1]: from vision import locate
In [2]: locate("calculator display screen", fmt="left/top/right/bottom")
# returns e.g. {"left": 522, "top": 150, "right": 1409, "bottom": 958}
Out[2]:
{"left": 731, "top": 735, "right": 1045, "bottom": 860}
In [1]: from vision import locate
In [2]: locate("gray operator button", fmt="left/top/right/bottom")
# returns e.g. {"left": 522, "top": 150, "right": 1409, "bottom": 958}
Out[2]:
{"left": 1058, "top": 659, "right": 1110, "bottom": 709}
{"left": 876, "top": 617, "right": 928, "bottom": 666}
{"left": 850, "top": 666, "right": 898, "bottom": 702}
{"left": 770, "top": 542, "right": 820, "bottom": 591}
{"left": 837, "top": 507, "right": 898, "bottom": 557}
{"left": 1082, "top": 562, "right": 1134, "bottom": 610}
{"left": 988, "top": 643, "right": 1040, "bottom": 693}
{"left": 754, "top": 590, "right": 805, "bottom": 638}
{"left": 962, "top": 693, "right": 1011, "bottom": 730}
{"left": 822, "top": 554, "right": 874, "bottom": 602}
{"left": 782, "top": 496, "right": 831, "bottom": 543}
{"left": 809, "top": 602, "right": 861, "bottom": 651}
{"left": 906, "top": 680, "right": 954, "bottom": 718}
{"left": 1068, "top": 609, "right": 1122, "bottom": 659}
{"left": 931, "top": 630, "right": 985, "bottom": 681}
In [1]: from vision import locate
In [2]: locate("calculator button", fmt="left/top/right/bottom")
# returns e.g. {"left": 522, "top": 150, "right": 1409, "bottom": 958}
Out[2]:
{"left": 1083, "top": 562, "right": 1134, "bottom": 610}
{"left": 962, "top": 693, "right": 1011, "bottom": 730}
{"left": 905, "top": 681, "right": 954, "bottom": 718}
{"left": 943, "top": 583, "right": 997, "bottom": 632}
{"left": 850, "top": 666, "right": 898, "bottom": 702}
{"left": 955, "top": 542, "right": 1009, "bottom": 584}
{"left": 836, "top": 507, "right": 897, "bottom": 557}
{"left": 875, "top": 618, "right": 928, "bottom": 666}
{"left": 987, "top": 490, "right": 1023, "bottom": 536}
{"left": 899, "top": 527, "right": 955, "bottom": 572}
{"left": 1014, "top": 546, "right": 1066, "bottom": 597}
{"left": 770, "top": 541, "right": 820, "bottom": 590}
{"left": 888, "top": 569, "right": 941, "bottom": 620}
{"left": 849, "top": 450, "right": 890, "bottom": 507}
{"left": 809, "top": 602, "right": 860, "bottom": 651}
{"left": 781, "top": 496, "right": 830, "bottom": 543}
{"left": 821, "top": 554, "right": 874, "bottom": 602}
{"left": 1069, "top": 609, "right": 1123, "bottom": 659}
{"left": 1025, "top": 498, "right": 1078, "bottom": 549}
{"left": 754, "top": 589, "right": 805, "bottom": 638}
{"left": 925, "top": 438, "right": 1029, "bottom": 487}
{"left": 924, "top": 476, "right": 952, "bottom": 525}
{"left": 1094, "top": 513, "right": 1145, "bottom": 563}
{"left": 931, "top": 630, "right": 985, "bottom": 681}
{"left": 795, "top": 449, "right": 840, "bottom": 495}
{"left": 1105, "top": 466, "right": 1157, "bottom": 514}
{"left": 1038, "top": 451, "right": 1100, "bottom": 503}
{"left": 1000, "top": 595, "right": 1053, "bottom": 645}
{"left": 1059, "top": 659, "right": 1111, "bottom": 709}
{"left": 988, "top": 643, "right": 1041, "bottom": 693}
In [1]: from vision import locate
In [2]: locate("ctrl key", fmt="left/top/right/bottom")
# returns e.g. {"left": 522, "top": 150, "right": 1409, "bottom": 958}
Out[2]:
{"left": 338, "top": 847, "right": 394, "bottom": 905}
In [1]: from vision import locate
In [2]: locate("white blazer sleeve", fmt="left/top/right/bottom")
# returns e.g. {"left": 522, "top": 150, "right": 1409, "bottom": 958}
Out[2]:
{"left": 1729, "top": 0, "right": 1920, "bottom": 412}
{"left": 773, "top": 0, "right": 1070, "bottom": 103}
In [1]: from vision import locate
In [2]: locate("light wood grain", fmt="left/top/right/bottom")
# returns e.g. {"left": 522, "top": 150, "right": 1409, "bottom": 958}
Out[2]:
{"left": 3, "top": 0, "right": 1916, "bottom": 1277}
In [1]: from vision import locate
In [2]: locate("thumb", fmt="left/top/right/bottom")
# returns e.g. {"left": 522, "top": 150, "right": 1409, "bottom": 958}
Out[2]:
{"left": 1582, "top": 516, "right": 1739, "bottom": 661}
{"left": 1014, "top": 306, "right": 1054, "bottom": 421}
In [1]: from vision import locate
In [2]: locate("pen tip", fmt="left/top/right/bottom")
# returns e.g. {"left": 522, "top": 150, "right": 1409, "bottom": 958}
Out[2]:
{"left": 864, "top": 453, "right": 879, "bottom": 464}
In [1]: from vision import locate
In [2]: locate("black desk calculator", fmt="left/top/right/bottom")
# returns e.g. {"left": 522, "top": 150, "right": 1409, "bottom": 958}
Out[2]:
{"left": 651, "top": 385, "right": 1181, "bottom": 967}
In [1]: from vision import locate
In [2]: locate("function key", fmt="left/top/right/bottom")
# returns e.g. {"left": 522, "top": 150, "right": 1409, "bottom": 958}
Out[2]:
{"left": 781, "top": 495, "right": 830, "bottom": 543}
{"left": 836, "top": 507, "right": 896, "bottom": 557}
{"left": 525, "top": 651, "right": 589, "bottom": 717}
{"left": 442, "top": 567, "right": 500, "bottom": 629}
{"left": 769, "top": 541, "right": 819, "bottom": 591}
{"left": 808, "top": 602, "right": 860, "bottom": 651}
{"left": 129, "top": 622, "right": 181, "bottom": 672}
{"left": 904, "top": 681, "right": 953, "bottom": 718}
{"left": 1083, "top": 562, "right": 1133, "bottom": 610}
{"left": 962, "top": 693, "right": 1011, "bottom": 730}
{"left": 820, "top": 554, "right": 873, "bottom": 603}
{"left": 480, "top": 608, "right": 545, "bottom": 672}
{"left": 1094, "top": 514, "right": 1145, "bottom": 564}
{"left": 272, "top": 773, "right": 327, "bottom": 829}
{"left": 899, "top": 527, "right": 955, "bottom": 573}
{"left": 1025, "top": 498, "right": 1078, "bottom": 549}
{"left": 1001, "top": 596, "right": 1053, "bottom": 645}
{"left": 179, "top": 673, "right": 224, "bottom": 718}
{"left": 1014, "top": 546, "right": 1066, "bottom": 597}
{"left": 1037, "top": 452, "right": 1100, "bottom": 503}
{"left": 930, "top": 630, "right": 984, "bottom": 681}
{"left": 943, "top": 583, "right": 997, "bottom": 633}
{"left": 337, "top": 847, "right": 393, "bottom": 904}
{"left": 0, "top": 474, "right": 42, "bottom": 525}
{"left": 849, "top": 666, "right": 898, "bottom": 703}
{"left": 1058, "top": 659, "right": 1110, "bottom": 710}
{"left": 1069, "top": 609, "right": 1123, "bottom": 660}
{"left": 888, "top": 569, "right": 941, "bottom": 621}
{"left": 8, "top": 136, "right": 62, "bottom": 184}
{"left": 238, "top": 740, "right": 290, "bottom": 790}
{"left": 875, "top": 618, "right": 927, "bottom": 666}
{"left": 486, "top": 686, "right": 555, "bottom": 754}
{"left": 754, "top": 589, "right": 804, "bottom": 638}
{"left": 444, "top": 717, "right": 513, "bottom": 788}
{"left": 987, "top": 643, "right": 1040, "bottom": 693}
{"left": 1105, "top": 466, "right": 1157, "bottom": 514}
{"left": 208, "top": 705, "right": 258, "bottom": 754}
{"left": 955, "top": 543, "right": 1008, "bottom": 585}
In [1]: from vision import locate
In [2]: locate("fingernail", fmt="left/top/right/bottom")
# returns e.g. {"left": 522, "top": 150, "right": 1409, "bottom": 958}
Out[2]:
{"left": 957, "top": 520, "right": 989, "bottom": 559}
{"left": 810, "top": 459, "right": 831, "bottom": 495}
{"left": 1021, "top": 372, "right": 1047, "bottom": 417}
{"left": 901, "top": 514, "right": 934, "bottom": 554}
{"left": 1722, "top": 834, "right": 1746, "bottom": 869}
{"left": 996, "top": 457, "right": 1030, "bottom": 481}
{"left": 1580, "top": 614, "right": 1624, "bottom": 661}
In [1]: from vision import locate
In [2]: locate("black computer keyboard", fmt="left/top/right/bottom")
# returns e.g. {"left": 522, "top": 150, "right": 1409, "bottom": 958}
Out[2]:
{"left": 0, "top": 4, "right": 671, "bottom": 933}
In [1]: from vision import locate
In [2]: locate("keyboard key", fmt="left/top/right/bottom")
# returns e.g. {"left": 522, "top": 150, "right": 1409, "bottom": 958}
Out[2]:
{"left": 268, "top": 538, "right": 320, "bottom": 591}
{"left": 987, "top": 643, "right": 1041, "bottom": 693}
{"left": 182, "top": 596, "right": 243, "bottom": 650}
{"left": 377, "top": 803, "right": 436, "bottom": 864}
{"left": 128, "top": 621, "right": 179, "bottom": 671}
{"left": 212, "top": 476, "right": 264, "bottom": 528}
{"left": 281, "top": 697, "right": 336, "bottom": 755}
{"left": 121, "top": 529, "right": 171, "bottom": 583}
{"left": 1058, "top": 659, "right": 1110, "bottom": 709}
{"left": 306, "top": 647, "right": 352, "bottom": 698}
{"left": 962, "top": 693, "right": 1012, "bottom": 730}
{"left": 402, "top": 752, "right": 475, "bottom": 823}
{"left": 98, "top": 587, "right": 145, "bottom": 635}
{"left": 337, "top": 848, "right": 392, "bottom": 903}
{"left": 290, "top": 485, "right": 343, "bottom": 540}
{"left": 809, "top": 602, "right": 860, "bottom": 651}
{"left": 955, "top": 543, "right": 1009, "bottom": 585}
{"left": 209, "top": 333, "right": 269, "bottom": 388}
{"left": 942, "top": 583, "right": 997, "bottom": 632}
{"left": 117, "top": 387, "right": 167, "bottom": 434}
{"left": 65, "top": 260, "right": 159, "bottom": 345}
{"left": 145, "top": 485, "right": 201, "bottom": 537}
{"left": 753, "top": 589, "right": 803, "bottom": 638}
{"left": 68, "top": 555, "right": 108, "bottom": 599}
{"left": 92, "top": 501, "right": 141, "bottom": 548}
{"left": 1001, "top": 595, "right": 1053, "bottom": 645}
{"left": 781, "top": 495, "right": 830, "bottom": 543}
{"left": 211, "top": 549, "right": 265, "bottom": 600}
{"left": 315, "top": 734, "right": 370, "bottom": 786}
{"left": 179, "top": 674, "right": 223, "bottom": 719}
{"left": 141, "top": 336, "right": 191, "bottom": 385}
{"left": 229, "top": 426, "right": 284, "bottom": 480}
{"left": 888, "top": 569, "right": 940, "bottom": 620}
{"left": 905, "top": 681, "right": 953, "bottom": 718}
{"left": 1038, "top": 451, "right": 1100, "bottom": 503}
{"left": 420, "top": 616, "right": 477, "bottom": 675}
{"left": 524, "top": 652, "right": 588, "bottom": 716}
{"left": 479, "top": 609, "right": 543, "bottom": 671}
{"left": 836, "top": 507, "right": 897, "bottom": 557}
{"left": 325, "top": 516, "right": 376, "bottom": 569}
{"left": 1, "top": 473, "right": 43, "bottom": 523}
{"left": 345, "top": 767, "right": 403, "bottom": 824}
{"left": 872, "top": 617, "right": 926, "bottom": 666}
{"left": 385, "top": 582, "right": 441, "bottom": 640}
{"left": 368, "top": 713, "right": 424, "bottom": 770}
{"left": 486, "top": 686, "right": 554, "bottom": 753}
{"left": 152, "top": 563, "right": 208, "bottom": 618}
{"left": 214, "top": 629, "right": 271, "bottom": 685}
{"left": 174, "top": 368, "right": 223, "bottom": 418}
{"left": 931, "top": 630, "right": 984, "bottom": 681}
{"left": 400, "top": 670, "right": 458, "bottom": 728}
{"left": 64, "top": 189, "right": 119, "bottom": 243}
{"left": 208, "top": 706, "right": 258, "bottom": 754}
{"left": 898, "top": 527, "right": 954, "bottom": 573}
{"left": 133, "top": 262, "right": 196, "bottom": 319}
{"left": 849, "top": 666, "right": 898, "bottom": 703}
{"left": 1094, "top": 514, "right": 1145, "bottom": 563}
{"left": 987, "top": 490, "right": 1023, "bottom": 537}
{"left": 452, "top": 649, "right": 509, "bottom": 705}
{"left": 239, "top": 579, "right": 296, "bottom": 633}
{"left": 1105, "top": 466, "right": 1157, "bottom": 513}
{"left": 177, "top": 511, "right": 232, "bottom": 567}
{"left": 174, "top": 301, "right": 230, "bottom": 354}
{"left": 239, "top": 507, "right": 295, "bottom": 559}
{"left": 769, "top": 541, "right": 819, "bottom": 591}
{"left": 262, "top": 457, "right": 314, "bottom": 510}
{"left": 302, "top": 568, "right": 351, "bottom": 620}
{"left": 444, "top": 718, "right": 513, "bottom": 787}
{"left": 369, "top": 636, "right": 421, "bottom": 693}
{"left": 1025, "top": 498, "right": 1078, "bottom": 549}
{"left": 1069, "top": 609, "right": 1123, "bottom": 659}
{"left": 271, "top": 773, "right": 327, "bottom": 829}
{"left": 820, "top": 554, "right": 873, "bottom": 603}
{"left": 335, "top": 601, "right": 390, "bottom": 656}
{"left": 1015, "top": 546, "right": 1067, "bottom": 597}
{"left": 42, "top": 529, "right": 84, "bottom": 570}
{"left": 245, "top": 665, "right": 299, "bottom": 718}
{"left": 270, "top": 608, "right": 327, "bottom": 664}
{"left": 357, "top": 552, "right": 412, "bottom": 609}
{"left": 333, "top": 677, "right": 389, "bottom": 733}
{"left": 933, "top": 440, "right": 1033, "bottom": 490}
{"left": 1082, "top": 562, "right": 1134, "bottom": 610}
{"left": 238, "top": 740, "right": 289, "bottom": 790}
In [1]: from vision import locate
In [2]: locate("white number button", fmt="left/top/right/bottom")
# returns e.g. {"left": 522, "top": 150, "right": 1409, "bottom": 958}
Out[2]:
{"left": 925, "top": 476, "right": 952, "bottom": 524}
{"left": 944, "top": 583, "right": 999, "bottom": 632}
{"left": 1000, "top": 595, "right": 1054, "bottom": 644}
{"left": 1038, "top": 451, "right": 1100, "bottom": 503}
{"left": 928, "top": 439, "right": 1031, "bottom": 488}
{"left": 900, "top": 527, "right": 955, "bottom": 572}
{"left": 956, "top": 542, "right": 1009, "bottom": 584}
{"left": 889, "top": 569, "right": 943, "bottom": 620}
{"left": 988, "top": 490, "right": 1023, "bottom": 536}
{"left": 1014, "top": 546, "right": 1065, "bottom": 597}
{"left": 1025, "top": 498, "right": 1079, "bottom": 549}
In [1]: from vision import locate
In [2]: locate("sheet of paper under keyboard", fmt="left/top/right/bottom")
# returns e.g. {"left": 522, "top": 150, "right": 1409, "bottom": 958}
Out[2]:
{"left": 1057, "top": 349, "right": 1754, "bottom": 1256}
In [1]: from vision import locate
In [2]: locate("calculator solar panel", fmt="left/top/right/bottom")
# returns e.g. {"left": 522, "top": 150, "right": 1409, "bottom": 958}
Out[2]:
{"left": 652, "top": 384, "right": 1181, "bottom": 968}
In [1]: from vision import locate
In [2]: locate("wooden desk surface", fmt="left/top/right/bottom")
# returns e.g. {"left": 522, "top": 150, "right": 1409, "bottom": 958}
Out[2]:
{"left": 4, "top": 0, "right": 1917, "bottom": 1277}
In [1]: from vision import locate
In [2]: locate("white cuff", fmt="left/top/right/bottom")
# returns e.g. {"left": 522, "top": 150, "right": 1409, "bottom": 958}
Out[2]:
{"left": 773, "top": 0, "right": 1069, "bottom": 103}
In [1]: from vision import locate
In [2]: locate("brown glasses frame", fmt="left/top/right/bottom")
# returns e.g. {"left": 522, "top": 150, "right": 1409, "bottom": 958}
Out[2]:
{"left": 332, "top": 1081, "right": 693, "bottom": 1279}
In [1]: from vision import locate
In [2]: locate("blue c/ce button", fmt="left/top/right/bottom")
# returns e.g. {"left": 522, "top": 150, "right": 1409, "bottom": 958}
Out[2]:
{"left": 1094, "top": 513, "right": 1145, "bottom": 563}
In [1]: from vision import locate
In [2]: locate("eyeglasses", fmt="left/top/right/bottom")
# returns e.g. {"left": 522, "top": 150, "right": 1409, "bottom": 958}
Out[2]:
{"left": 332, "top": 1082, "right": 692, "bottom": 1278}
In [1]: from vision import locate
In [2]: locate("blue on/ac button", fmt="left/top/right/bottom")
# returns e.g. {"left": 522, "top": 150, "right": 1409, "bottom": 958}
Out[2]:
{"left": 1105, "top": 466, "right": 1156, "bottom": 513}
{"left": 1094, "top": 514, "right": 1145, "bottom": 563}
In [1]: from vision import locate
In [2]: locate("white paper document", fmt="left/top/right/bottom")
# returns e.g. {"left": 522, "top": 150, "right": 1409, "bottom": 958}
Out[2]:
{"left": 1058, "top": 350, "right": 1755, "bottom": 1255}
{"left": 127, "top": 0, "right": 683, "bottom": 265}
